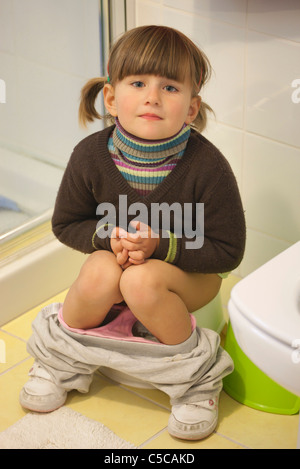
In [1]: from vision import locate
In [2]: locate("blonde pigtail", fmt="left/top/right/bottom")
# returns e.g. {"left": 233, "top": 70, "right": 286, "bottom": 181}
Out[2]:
{"left": 191, "top": 52, "right": 214, "bottom": 133}
{"left": 78, "top": 77, "right": 107, "bottom": 128}
{"left": 192, "top": 101, "right": 214, "bottom": 134}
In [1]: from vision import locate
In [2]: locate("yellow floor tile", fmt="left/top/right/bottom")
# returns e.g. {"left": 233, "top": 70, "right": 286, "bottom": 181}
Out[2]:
{"left": 218, "top": 392, "right": 299, "bottom": 450}
{"left": 119, "top": 383, "right": 171, "bottom": 410}
{"left": 0, "top": 331, "right": 28, "bottom": 374}
{"left": 66, "top": 373, "right": 170, "bottom": 447}
{"left": 0, "top": 358, "right": 33, "bottom": 432}
{"left": 2, "top": 290, "right": 68, "bottom": 341}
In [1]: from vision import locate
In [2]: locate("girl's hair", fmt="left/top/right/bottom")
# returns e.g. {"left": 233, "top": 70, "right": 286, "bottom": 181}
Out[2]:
{"left": 79, "top": 25, "right": 213, "bottom": 132}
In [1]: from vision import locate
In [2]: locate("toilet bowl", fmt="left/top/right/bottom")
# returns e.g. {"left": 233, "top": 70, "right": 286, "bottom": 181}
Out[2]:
{"left": 227, "top": 241, "right": 300, "bottom": 398}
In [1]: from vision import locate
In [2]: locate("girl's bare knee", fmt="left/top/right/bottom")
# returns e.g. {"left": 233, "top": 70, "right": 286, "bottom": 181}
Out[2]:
{"left": 120, "top": 263, "right": 162, "bottom": 307}
{"left": 76, "top": 250, "right": 122, "bottom": 302}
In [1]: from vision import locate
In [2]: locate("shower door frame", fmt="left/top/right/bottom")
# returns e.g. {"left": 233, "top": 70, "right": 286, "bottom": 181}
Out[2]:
{"left": 100, "top": 0, "right": 136, "bottom": 75}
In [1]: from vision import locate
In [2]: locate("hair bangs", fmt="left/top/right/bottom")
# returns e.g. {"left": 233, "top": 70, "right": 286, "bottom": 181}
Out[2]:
{"left": 109, "top": 26, "right": 194, "bottom": 86}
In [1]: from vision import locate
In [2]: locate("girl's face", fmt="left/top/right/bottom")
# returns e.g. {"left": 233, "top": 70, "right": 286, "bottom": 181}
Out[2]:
{"left": 104, "top": 74, "right": 201, "bottom": 140}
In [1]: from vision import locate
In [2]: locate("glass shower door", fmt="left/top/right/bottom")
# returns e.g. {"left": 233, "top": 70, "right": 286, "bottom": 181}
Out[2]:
{"left": 0, "top": 0, "right": 102, "bottom": 254}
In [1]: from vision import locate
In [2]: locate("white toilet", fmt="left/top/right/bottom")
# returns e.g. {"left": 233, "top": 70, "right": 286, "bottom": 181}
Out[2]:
{"left": 228, "top": 241, "right": 300, "bottom": 398}
{"left": 227, "top": 242, "right": 300, "bottom": 448}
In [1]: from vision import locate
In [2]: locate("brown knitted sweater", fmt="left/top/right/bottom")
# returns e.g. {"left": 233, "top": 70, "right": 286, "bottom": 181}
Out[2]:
{"left": 52, "top": 125, "right": 246, "bottom": 273}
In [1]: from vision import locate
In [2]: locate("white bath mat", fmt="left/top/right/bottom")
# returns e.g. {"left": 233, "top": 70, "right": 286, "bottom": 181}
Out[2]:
{"left": 0, "top": 407, "right": 136, "bottom": 449}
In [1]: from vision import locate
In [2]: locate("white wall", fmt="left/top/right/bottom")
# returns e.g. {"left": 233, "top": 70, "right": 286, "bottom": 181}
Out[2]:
{"left": 0, "top": 0, "right": 102, "bottom": 168}
{"left": 135, "top": 0, "right": 300, "bottom": 276}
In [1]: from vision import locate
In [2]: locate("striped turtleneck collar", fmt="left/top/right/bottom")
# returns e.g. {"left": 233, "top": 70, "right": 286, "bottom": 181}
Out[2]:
{"left": 113, "top": 118, "right": 191, "bottom": 160}
{"left": 108, "top": 119, "right": 191, "bottom": 196}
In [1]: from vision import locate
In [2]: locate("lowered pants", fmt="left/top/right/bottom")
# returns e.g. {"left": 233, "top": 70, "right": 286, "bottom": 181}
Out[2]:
{"left": 26, "top": 303, "right": 234, "bottom": 406}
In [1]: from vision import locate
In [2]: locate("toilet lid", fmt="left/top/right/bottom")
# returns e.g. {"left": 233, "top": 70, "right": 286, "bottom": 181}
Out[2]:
{"left": 231, "top": 242, "right": 300, "bottom": 347}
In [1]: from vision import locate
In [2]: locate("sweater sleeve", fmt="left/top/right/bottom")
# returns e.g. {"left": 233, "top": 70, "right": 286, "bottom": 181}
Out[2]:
{"left": 51, "top": 141, "right": 113, "bottom": 254}
{"left": 174, "top": 169, "right": 245, "bottom": 273}
{"left": 153, "top": 163, "right": 246, "bottom": 274}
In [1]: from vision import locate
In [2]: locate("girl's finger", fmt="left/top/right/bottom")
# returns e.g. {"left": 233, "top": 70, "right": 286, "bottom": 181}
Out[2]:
{"left": 121, "top": 238, "right": 141, "bottom": 251}
{"left": 117, "top": 248, "right": 128, "bottom": 265}
{"left": 128, "top": 250, "right": 144, "bottom": 261}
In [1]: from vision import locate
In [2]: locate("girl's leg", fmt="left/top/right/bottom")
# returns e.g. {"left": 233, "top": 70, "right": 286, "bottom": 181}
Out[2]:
{"left": 62, "top": 250, "right": 124, "bottom": 329}
{"left": 120, "top": 259, "right": 222, "bottom": 345}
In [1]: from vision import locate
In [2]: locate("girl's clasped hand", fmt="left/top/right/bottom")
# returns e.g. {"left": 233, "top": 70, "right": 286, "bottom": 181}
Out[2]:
{"left": 111, "top": 221, "right": 159, "bottom": 269}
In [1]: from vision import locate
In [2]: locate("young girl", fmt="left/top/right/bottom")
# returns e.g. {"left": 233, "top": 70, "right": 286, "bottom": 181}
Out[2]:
{"left": 20, "top": 25, "right": 246, "bottom": 441}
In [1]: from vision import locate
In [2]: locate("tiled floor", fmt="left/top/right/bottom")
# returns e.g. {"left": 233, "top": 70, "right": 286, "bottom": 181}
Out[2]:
{"left": 0, "top": 275, "right": 299, "bottom": 449}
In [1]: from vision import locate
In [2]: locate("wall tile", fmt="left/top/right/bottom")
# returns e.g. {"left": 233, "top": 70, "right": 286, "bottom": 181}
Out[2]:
{"left": 163, "top": 0, "right": 247, "bottom": 26}
{"left": 243, "top": 133, "right": 300, "bottom": 244}
{"left": 246, "top": 31, "right": 300, "bottom": 147}
{"left": 136, "top": 0, "right": 162, "bottom": 26}
{"left": 248, "top": 0, "right": 300, "bottom": 43}
{"left": 203, "top": 120, "right": 244, "bottom": 189}
{"left": 240, "top": 228, "right": 291, "bottom": 277}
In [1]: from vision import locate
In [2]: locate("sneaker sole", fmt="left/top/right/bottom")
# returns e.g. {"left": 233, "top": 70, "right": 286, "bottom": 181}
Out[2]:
{"left": 168, "top": 413, "right": 218, "bottom": 441}
{"left": 19, "top": 388, "right": 67, "bottom": 413}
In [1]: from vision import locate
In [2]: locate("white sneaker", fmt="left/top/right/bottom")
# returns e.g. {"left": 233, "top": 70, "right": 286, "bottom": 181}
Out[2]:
{"left": 19, "top": 362, "right": 68, "bottom": 413}
{"left": 168, "top": 396, "right": 219, "bottom": 440}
